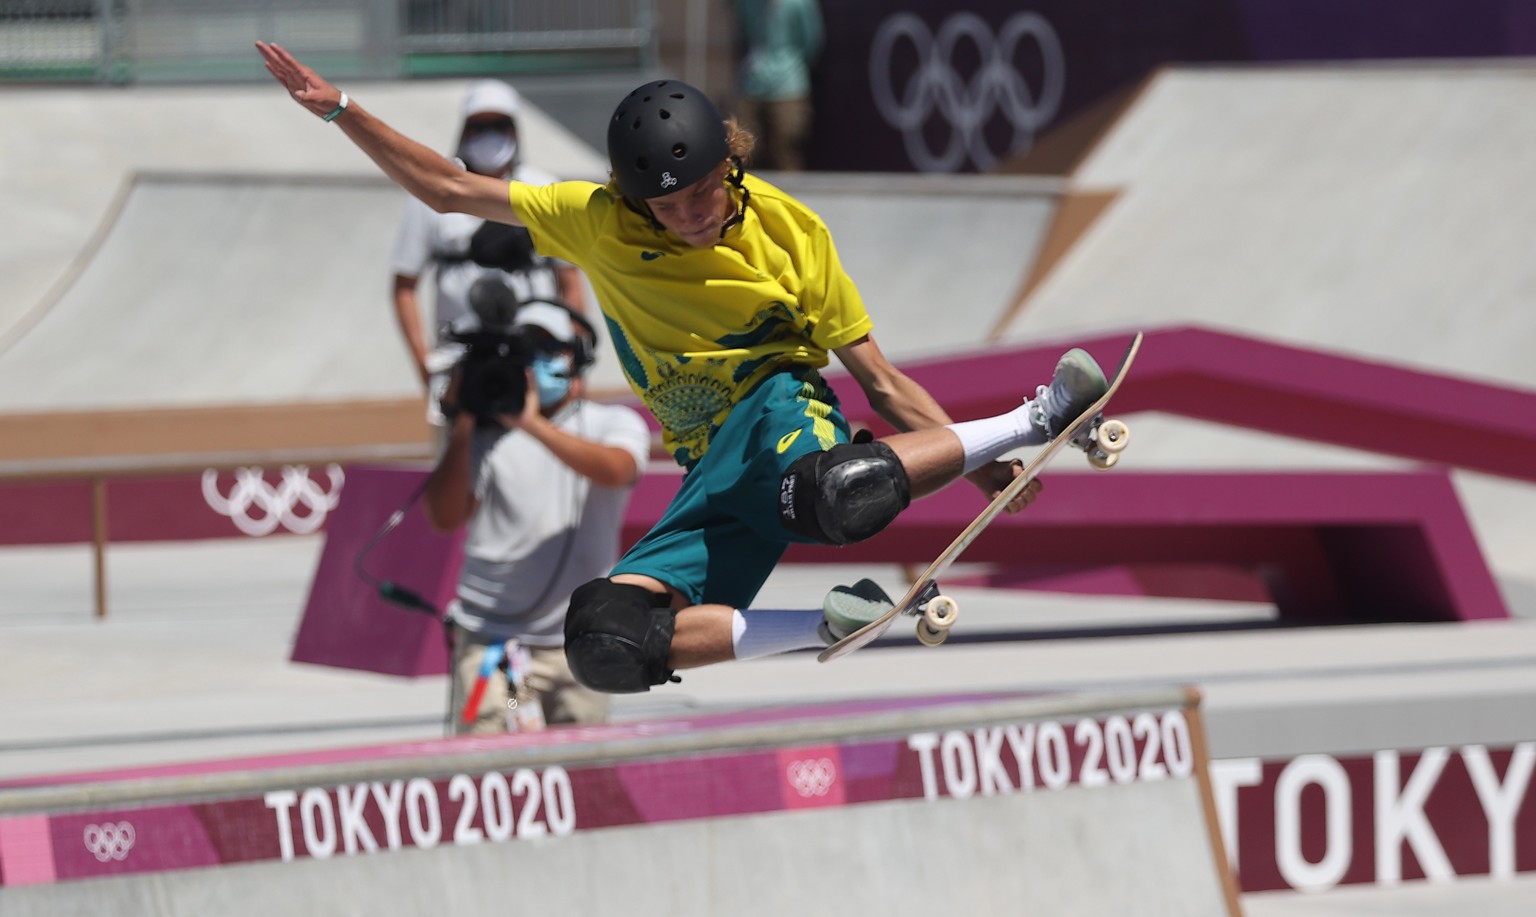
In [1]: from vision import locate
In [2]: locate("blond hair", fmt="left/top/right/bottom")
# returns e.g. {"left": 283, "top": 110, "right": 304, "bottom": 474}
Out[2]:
{"left": 724, "top": 118, "right": 755, "bottom": 167}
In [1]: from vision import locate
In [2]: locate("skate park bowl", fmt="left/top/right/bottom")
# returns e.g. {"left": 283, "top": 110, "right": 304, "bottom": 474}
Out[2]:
{"left": 0, "top": 689, "right": 1241, "bottom": 916}
{"left": 7, "top": 50, "right": 1536, "bottom": 915}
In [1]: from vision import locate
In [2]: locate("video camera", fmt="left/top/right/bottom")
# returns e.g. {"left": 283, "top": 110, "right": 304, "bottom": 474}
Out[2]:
{"left": 449, "top": 276, "right": 541, "bottom": 425}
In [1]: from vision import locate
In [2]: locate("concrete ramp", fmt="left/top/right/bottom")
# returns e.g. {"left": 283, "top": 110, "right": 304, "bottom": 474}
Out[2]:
{"left": 0, "top": 80, "right": 609, "bottom": 343}
{"left": 777, "top": 173, "right": 1060, "bottom": 360}
{"left": 2, "top": 171, "right": 1061, "bottom": 414}
{"left": 0, "top": 690, "right": 1241, "bottom": 916}
{"left": 1002, "top": 65, "right": 1536, "bottom": 389}
{"left": 0, "top": 169, "right": 1062, "bottom": 468}
{"left": 0, "top": 173, "right": 418, "bottom": 413}
{"left": 995, "top": 65, "right": 1536, "bottom": 600}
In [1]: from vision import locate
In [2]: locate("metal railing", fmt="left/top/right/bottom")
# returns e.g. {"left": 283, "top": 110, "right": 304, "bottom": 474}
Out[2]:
{"left": 0, "top": 0, "right": 110, "bottom": 79}
{"left": 0, "top": 442, "right": 430, "bottom": 620}
{"left": 404, "top": 0, "right": 652, "bottom": 53}
{"left": 0, "top": 0, "right": 655, "bottom": 82}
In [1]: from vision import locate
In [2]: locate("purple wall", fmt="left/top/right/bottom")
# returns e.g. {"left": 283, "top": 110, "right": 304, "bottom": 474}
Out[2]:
{"left": 808, "top": 0, "right": 1536, "bottom": 172}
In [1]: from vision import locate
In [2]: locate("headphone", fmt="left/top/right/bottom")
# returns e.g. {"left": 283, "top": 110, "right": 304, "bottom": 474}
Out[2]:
{"left": 521, "top": 297, "right": 598, "bottom": 374}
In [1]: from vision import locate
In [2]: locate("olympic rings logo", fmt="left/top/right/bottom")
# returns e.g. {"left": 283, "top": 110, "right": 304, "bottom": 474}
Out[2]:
{"left": 82, "top": 821, "right": 136, "bottom": 862}
{"left": 785, "top": 757, "right": 838, "bottom": 798}
{"left": 202, "top": 464, "right": 345, "bottom": 537}
{"left": 870, "top": 12, "right": 1065, "bottom": 173}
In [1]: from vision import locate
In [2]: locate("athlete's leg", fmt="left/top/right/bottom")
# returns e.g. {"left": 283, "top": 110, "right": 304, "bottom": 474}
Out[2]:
{"left": 590, "top": 391, "right": 795, "bottom": 678}
{"left": 572, "top": 358, "right": 1108, "bottom": 690}
{"left": 876, "top": 428, "right": 967, "bottom": 499}
{"left": 882, "top": 347, "right": 1109, "bottom": 497}
{"left": 608, "top": 572, "right": 738, "bottom": 668}
{"left": 607, "top": 574, "right": 873, "bottom": 665}
{"left": 607, "top": 506, "right": 820, "bottom": 670}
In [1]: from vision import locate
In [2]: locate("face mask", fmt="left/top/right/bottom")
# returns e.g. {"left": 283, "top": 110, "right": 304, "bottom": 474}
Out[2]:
{"left": 458, "top": 131, "right": 517, "bottom": 176}
{"left": 532, "top": 353, "right": 574, "bottom": 408}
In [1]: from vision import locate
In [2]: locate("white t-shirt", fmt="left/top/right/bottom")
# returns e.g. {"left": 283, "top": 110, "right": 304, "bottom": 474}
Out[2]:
{"left": 447, "top": 399, "right": 653, "bottom": 646}
{"left": 390, "top": 162, "right": 565, "bottom": 344}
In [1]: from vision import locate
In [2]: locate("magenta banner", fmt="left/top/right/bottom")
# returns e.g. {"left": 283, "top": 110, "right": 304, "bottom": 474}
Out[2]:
{"left": 4, "top": 701, "right": 1532, "bottom": 894}
{"left": 1213, "top": 744, "right": 1536, "bottom": 891}
{"left": 808, "top": 0, "right": 1536, "bottom": 172}
{"left": 0, "top": 706, "right": 1197, "bottom": 886}
{"left": 0, "top": 465, "right": 347, "bottom": 546}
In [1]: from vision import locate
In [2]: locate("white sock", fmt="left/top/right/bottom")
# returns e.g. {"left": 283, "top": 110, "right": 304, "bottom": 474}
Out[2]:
{"left": 946, "top": 403, "right": 1045, "bottom": 474}
{"left": 731, "top": 609, "right": 827, "bottom": 660}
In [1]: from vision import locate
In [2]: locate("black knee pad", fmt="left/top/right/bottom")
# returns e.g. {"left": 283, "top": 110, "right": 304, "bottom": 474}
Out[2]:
{"left": 564, "top": 579, "right": 678, "bottom": 694}
{"left": 778, "top": 441, "right": 912, "bottom": 546}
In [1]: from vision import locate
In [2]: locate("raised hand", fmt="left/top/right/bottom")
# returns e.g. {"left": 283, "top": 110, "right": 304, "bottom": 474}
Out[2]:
{"left": 255, "top": 41, "right": 342, "bottom": 119}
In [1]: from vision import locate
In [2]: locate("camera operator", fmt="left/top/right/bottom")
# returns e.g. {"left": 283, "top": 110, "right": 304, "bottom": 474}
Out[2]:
{"left": 390, "top": 79, "right": 588, "bottom": 432}
{"left": 423, "top": 296, "right": 650, "bottom": 734}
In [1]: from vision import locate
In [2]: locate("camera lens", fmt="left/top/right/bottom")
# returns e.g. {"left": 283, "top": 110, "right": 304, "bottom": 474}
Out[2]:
{"left": 458, "top": 339, "right": 530, "bottom": 425}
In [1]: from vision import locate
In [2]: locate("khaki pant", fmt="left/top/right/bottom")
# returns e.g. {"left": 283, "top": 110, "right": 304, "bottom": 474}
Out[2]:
{"left": 449, "top": 626, "right": 610, "bottom": 735}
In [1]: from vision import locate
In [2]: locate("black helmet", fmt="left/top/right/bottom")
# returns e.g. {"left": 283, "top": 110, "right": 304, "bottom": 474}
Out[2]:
{"left": 607, "top": 80, "right": 730, "bottom": 201}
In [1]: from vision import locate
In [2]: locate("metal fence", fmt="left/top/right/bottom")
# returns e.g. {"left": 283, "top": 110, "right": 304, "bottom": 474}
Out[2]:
{"left": 0, "top": 0, "right": 108, "bottom": 79}
{"left": 404, "top": 0, "right": 652, "bottom": 53}
{"left": 0, "top": 0, "right": 655, "bottom": 82}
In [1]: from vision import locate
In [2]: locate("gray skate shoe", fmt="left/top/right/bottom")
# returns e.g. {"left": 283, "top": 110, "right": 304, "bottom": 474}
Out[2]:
{"left": 819, "top": 578, "right": 895, "bottom": 644}
{"left": 1026, "top": 348, "right": 1109, "bottom": 446}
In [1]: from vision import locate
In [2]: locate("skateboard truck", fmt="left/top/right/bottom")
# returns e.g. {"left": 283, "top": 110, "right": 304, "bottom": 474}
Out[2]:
{"left": 912, "top": 581, "right": 959, "bottom": 647}
{"left": 1079, "top": 415, "right": 1131, "bottom": 470}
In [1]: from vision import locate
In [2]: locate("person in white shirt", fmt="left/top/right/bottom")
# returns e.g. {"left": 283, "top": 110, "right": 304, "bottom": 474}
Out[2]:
{"left": 423, "top": 300, "right": 650, "bottom": 733}
{"left": 390, "top": 79, "right": 588, "bottom": 427}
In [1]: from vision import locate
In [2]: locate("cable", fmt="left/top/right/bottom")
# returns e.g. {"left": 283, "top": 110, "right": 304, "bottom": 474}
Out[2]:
{"left": 349, "top": 474, "right": 458, "bottom": 736}
{"left": 352, "top": 473, "right": 441, "bottom": 616}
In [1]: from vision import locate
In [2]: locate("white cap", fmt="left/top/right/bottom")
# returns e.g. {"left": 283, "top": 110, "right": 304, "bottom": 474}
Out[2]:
{"left": 462, "top": 80, "right": 520, "bottom": 120}
{"left": 514, "top": 302, "right": 578, "bottom": 344}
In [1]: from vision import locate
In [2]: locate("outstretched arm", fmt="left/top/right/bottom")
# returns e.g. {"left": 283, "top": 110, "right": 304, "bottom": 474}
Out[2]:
{"left": 256, "top": 41, "right": 521, "bottom": 224}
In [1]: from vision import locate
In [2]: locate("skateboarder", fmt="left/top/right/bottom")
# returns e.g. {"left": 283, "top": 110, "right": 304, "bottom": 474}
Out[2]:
{"left": 257, "top": 43, "right": 1108, "bottom": 692}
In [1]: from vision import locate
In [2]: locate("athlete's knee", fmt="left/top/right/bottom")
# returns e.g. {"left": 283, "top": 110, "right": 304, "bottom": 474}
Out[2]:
{"left": 778, "top": 441, "right": 911, "bottom": 546}
{"left": 563, "top": 579, "right": 678, "bottom": 694}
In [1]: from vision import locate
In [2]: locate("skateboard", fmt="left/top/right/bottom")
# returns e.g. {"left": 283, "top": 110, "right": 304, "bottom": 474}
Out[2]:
{"left": 817, "top": 332, "right": 1143, "bottom": 662}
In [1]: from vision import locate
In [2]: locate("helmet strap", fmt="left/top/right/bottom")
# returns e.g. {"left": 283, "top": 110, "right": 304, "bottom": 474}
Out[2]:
{"left": 718, "top": 157, "right": 750, "bottom": 240}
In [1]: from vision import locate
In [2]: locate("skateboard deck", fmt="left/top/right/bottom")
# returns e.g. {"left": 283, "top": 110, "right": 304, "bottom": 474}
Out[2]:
{"left": 818, "top": 332, "right": 1143, "bottom": 662}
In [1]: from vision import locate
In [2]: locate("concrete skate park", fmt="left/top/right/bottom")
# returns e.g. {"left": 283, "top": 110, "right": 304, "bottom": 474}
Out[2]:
{"left": 3, "top": 56, "right": 1536, "bottom": 917}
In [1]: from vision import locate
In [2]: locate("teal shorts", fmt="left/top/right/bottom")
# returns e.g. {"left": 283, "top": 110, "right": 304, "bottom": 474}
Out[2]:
{"left": 611, "top": 369, "right": 850, "bottom": 608}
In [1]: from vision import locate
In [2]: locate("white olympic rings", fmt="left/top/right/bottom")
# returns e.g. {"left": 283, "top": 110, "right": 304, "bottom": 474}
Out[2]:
{"left": 82, "top": 821, "right": 136, "bottom": 862}
{"left": 202, "top": 464, "right": 345, "bottom": 537}
{"left": 870, "top": 11, "right": 1066, "bottom": 173}
{"left": 785, "top": 757, "right": 838, "bottom": 798}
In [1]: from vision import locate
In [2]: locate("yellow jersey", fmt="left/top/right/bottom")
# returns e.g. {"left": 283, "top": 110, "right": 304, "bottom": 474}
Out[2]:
{"left": 507, "top": 172, "right": 873, "bottom": 465}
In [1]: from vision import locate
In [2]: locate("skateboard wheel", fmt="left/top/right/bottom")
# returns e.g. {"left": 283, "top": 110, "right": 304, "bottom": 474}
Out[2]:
{"left": 923, "top": 594, "right": 959, "bottom": 630}
{"left": 917, "top": 620, "right": 949, "bottom": 646}
{"left": 1088, "top": 450, "right": 1119, "bottom": 470}
{"left": 1097, "top": 419, "right": 1130, "bottom": 454}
